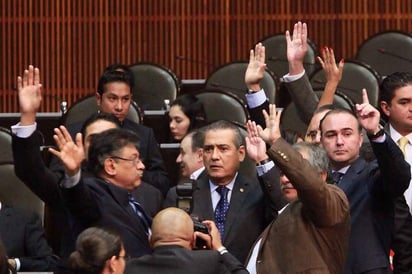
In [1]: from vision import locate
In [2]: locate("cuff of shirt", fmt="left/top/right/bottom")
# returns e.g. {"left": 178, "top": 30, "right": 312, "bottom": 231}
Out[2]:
{"left": 15, "top": 258, "right": 21, "bottom": 271}
{"left": 11, "top": 122, "right": 37, "bottom": 138}
{"left": 370, "top": 133, "right": 386, "bottom": 143}
{"left": 245, "top": 89, "right": 267, "bottom": 108}
{"left": 282, "top": 70, "right": 305, "bottom": 83}
{"left": 61, "top": 170, "right": 81, "bottom": 188}
{"left": 256, "top": 161, "right": 275, "bottom": 176}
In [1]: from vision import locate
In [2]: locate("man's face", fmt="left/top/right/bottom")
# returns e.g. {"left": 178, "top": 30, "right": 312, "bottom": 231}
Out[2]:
{"left": 176, "top": 136, "right": 203, "bottom": 177}
{"left": 320, "top": 112, "right": 363, "bottom": 169}
{"left": 108, "top": 144, "right": 145, "bottom": 191}
{"left": 96, "top": 82, "right": 131, "bottom": 122}
{"left": 381, "top": 85, "right": 412, "bottom": 136}
{"left": 305, "top": 110, "right": 329, "bottom": 144}
{"left": 84, "top": 120, "right": 118, "bottom": 157}
{"left": 203, "top": 129, "right": 245, "bottom": 186}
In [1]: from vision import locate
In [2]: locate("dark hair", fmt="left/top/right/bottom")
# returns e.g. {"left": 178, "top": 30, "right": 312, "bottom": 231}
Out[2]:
{"left": 80, "top": 113, "right": 121, "bottom": 142}
{"left": 319, "top": 108, "right": 362, "bottom": 134}
{"left": 170, "top": 94, "right": 207, "bottom": 131}
{"left": 87, "top": 128, "right": 140, "bottom": 175}
{"left": 69, "top": 227, "right": 123, "bottom": 274}
{"left": 203, "top": 120, "right": 244, "bottom": 148}
{"left": 185, "top": 129, "right": 205, "bottom": 152}
{"left": 379, "top": 72, "right": 412, "bottom": 119}
{"left": 96, "top": 70, "right": 134, "bottom": 96}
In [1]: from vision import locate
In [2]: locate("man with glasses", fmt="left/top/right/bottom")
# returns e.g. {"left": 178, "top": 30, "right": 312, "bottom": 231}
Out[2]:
{"left": 55, "top": 128, "right": 152, "bottom": 258}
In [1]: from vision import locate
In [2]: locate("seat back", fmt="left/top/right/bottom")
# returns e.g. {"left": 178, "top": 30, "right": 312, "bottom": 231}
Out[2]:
{"left": 205, "top": 61, "right": 279, "bottom": 104}
{"left": 62, "top": 95, "right": 143, "bottom": 126}
{"left": 356, "top": 31, "right": 412, "bottom": 76}
{"left": 193, "top": 89, "right": 250, "bottom": 126}
{"left": 129, "top": 62, "right": 181, "bottom": 110}
{"left": 310, "top": 59, "right": 381, "bottom": 107}
{"left": 260, "top": 33, "right": 318, "bottom": 78}
{"left": 280, "top": 90, "right": 355, "bottom": 137}
{"left": 0, "top": 163, "right": 45, "bottom": 221}
{"left": 0, "top": 127, "right": 13, "bottom": 163}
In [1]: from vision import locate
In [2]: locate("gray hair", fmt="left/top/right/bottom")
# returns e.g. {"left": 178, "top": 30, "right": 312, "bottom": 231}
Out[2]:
{"left": 203, "top": 120, "right": 244, "bottom": 148}
{"left": 292, "top": 142, "right": 329, "bottom": 173}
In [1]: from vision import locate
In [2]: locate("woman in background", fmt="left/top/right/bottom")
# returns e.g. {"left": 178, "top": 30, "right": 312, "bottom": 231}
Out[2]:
{"left": 69, "top": 227, "right": 126, "bottom": 274}
{"left": 168, "top": 93, "right": 207, "bottom": 141}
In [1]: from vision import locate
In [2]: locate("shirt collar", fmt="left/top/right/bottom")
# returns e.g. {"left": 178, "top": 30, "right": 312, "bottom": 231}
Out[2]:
{"left": 209, "top": 172, "right": 238, "bottom": 192}
{"left": 190, "top": 166, "right": 205, "bottom": 180}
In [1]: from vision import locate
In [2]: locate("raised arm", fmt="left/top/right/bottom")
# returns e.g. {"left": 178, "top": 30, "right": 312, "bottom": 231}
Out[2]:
{"left": 317, "top": 47, "right": 344, "bottom": 107}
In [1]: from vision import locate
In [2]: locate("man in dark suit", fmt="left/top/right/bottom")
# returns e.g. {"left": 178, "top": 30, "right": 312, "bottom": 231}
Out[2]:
{"left": 53, "top": 67, "right": 170, "bottom": 196}
{"left": 245, "top": 106, "right": 350, "bottom": 274}
{"left": 173, "top": 120, "right": 278, "bottom": 264}
{"left": 11, "top": 66, "right": 162, "bottom": 258}
{"left": 0, "top": 204, "right": 58, "bottom": 271}
{"left": 125, "top": 207, "right": 248, "bottom": 274}
{"left": 319, "top": 92, "right": 410, "bottom": 273}
{"left": 55, "top": 128, "right": 152, "bottom": 257}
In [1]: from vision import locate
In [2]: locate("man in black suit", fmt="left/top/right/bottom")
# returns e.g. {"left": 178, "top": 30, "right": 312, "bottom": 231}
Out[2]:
{"left": 319, "top": 93, "right": 410, "bottom": 273}
{"left": 174, "top": 120, "right": 278, "bottom": 263}
{"left": 55, "top": 128, "right": 152, "bottom": 257}
{"left": 125, "top": 207, "right": 248, "bottom": 274}
{"left": 50, "top": 66, "right": 169, "bottom": 196}
{"left": 11, "top": 66, "right": 162, "bottom": 258}
{"left": 0, "top": 204, "right": 58, "bottom": 271}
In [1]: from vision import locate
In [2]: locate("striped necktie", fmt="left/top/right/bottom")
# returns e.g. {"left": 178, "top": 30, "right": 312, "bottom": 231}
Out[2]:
{"left": 128, "top": 194, "right": 152, "bottom": 235}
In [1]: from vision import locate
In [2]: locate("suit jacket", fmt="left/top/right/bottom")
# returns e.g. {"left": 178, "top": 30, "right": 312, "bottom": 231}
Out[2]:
{"left": 0, "top": 205, "right": 58, "bottom": 271}
{"left": 339, "top": 137, "right": 410, "bottom": 273}
{"left": 183, "top": 173, "right": 277, "bottom": 263}
{"left": 61, "top": 176, "right": 151, "bottom": 258}
{"left": 50, "top": 117, "right": 170, "bottom": 196}
{"left": 124, "top": 245, "right": 248, "bottom": 274}
{"left": 12, "top": 131, "right": 160, "bottom": 258}
{"left": 253, "top": 139, "right": 350, "bottom": 274}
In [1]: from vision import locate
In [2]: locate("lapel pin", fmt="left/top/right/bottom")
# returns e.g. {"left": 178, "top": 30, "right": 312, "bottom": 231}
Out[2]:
{"left": 240, "top": 188, "right": 244, "bottom": 192}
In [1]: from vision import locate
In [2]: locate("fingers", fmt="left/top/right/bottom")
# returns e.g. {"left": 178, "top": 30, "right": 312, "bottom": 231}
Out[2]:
{"left": 34, "top": 67, "right": 41, "bottom": 85}
{"left": 17, "top": 76, "right": 22, "bottom": 91}
{"left": 361, "top": 88, "right": 370, "bottom": 105}
{"left": 285, "top": 30, "right": 291, "bottom": 45}
{"left": 75, "top": 133, "right": 84, "bottom": 149}
{"left": 53, "top": 126, "right": 73, "bottom": 150}
{"left": 301, "top": 22, "right": 307, "bottom": 44}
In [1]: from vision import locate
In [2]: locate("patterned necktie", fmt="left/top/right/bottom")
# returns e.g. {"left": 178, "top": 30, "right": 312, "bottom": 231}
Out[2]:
{"left": 214, "top": 186, "right": 229, "bottom": 240}
{"left": 128, "top": 194, "right": 152, "bottom": 235}
{"left": 398, "top": 136, "right": 409, "bottom": 158}
{"left": 332, "top": 171, "right": 344, "bottom": 185}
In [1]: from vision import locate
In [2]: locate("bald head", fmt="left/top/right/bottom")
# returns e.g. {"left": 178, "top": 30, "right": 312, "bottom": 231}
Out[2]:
{"left": 150, "top": 208, "right": 194, "bottom": 249}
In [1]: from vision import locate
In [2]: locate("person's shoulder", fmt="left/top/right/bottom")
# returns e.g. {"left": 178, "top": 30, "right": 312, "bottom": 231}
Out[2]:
{"left": 122, "top": 119, "right": 152, "bottom": 134}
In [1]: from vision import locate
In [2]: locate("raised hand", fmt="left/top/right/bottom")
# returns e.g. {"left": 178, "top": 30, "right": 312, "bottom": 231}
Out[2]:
{"left": 286, "top": 21, "right": 308, "bottom": 75}
{"left": 355, "top": 89, "right": 380, "bottom": 134}
{"left": 17, "top": 65, "right": 42, "bottom": 125}
{"left": 317, "top": 47, "right": 344, "bottom": 84}
{"left": 245, "top": 43, "right": 267, "bottom": 91}
{"left": 49, "top": 126, "right": 85, "bottom": 176}
{"left": 245, "top": 120, "right": 268, "bottom": 163}
{"left": 257, "top": 104, "right": 282, "bottom": 145}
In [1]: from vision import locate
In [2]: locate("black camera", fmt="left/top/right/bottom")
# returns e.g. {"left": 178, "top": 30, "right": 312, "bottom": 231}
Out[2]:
{"left": 176, "top": 179, "right": 209, "bottom": 249}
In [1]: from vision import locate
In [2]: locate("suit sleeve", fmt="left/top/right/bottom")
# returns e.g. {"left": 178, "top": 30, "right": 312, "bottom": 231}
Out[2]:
{"left": 18, "top": 211, "right": 58, "bottom": 271}
{"left": 12, "top": 131, "right": 65, "bottom": 206}
{"left": 284, "top": 74, "right": 319, "bottom": 124}
{"left": 267, "top": 139, "right": 350, "bottom": 227}
{"left": 248, "top": 100, "right": 269, "bottom": 128}
{"left": 163, "top": 187, "right": 178, "bottom": 208}
{"left": 258, "top": 167, "right": 287, "bottom": 216}
{"left": 370, "top": 136, "right": 411, "bottom": 197}
{"left": 220, "top": 252, "right": 249, "bottom": 274}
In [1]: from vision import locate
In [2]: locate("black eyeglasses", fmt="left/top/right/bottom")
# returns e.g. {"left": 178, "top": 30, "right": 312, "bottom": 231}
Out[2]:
{"left": 110, "top": 155, "right": 142, "bottom": 165}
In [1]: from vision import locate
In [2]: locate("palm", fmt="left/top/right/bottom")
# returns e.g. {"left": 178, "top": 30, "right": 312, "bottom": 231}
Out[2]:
{"left": 18, "top": 85, "right": 42, "bottom": 112}
{"left": 245, "top": 60, "right": 265, "bottom": 85}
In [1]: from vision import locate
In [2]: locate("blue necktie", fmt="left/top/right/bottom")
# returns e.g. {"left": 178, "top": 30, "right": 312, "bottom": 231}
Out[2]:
{"left": 332, "top": 171, "right": 344, "bottom": 185}
{"left": 128, "top": 194, "right": 152, "bottom": 235}
{"left": 214, "top": 186, "right": 229, "bottom": 240}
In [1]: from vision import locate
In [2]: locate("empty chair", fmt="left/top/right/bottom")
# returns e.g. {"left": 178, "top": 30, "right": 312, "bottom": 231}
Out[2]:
{"left": 205, "top": 61, "right": 279, "bottom": 104}
{"left": 356, "top": 31, "right": 412, "bottom": 76}
{"left": 280, "top": 90, "right": 355, "bottom": 137}
{"left": 310, "top": 59, "right": 381, "bottom": 107}
{"left": 0, "top": 163, "right": 44, "bottom": 221}
{"left": 129, "top": 62, "right": 181, "bottom": 110}
{"left": 260, "top": 33, "right": 318, "bottom": 78}
{"left": 62, "top": 95, "right": 143, "bottom": 126}
{"left": 0, "top": 127, "right": 12, "bottom": 163}
{"left": 193, "top": 89, "right": 250, "bottom": 126}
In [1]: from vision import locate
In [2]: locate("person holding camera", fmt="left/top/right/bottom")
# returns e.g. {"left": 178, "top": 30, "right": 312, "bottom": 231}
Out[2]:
{"left": 125, "top": 207, "right": 248, "bottom": 274}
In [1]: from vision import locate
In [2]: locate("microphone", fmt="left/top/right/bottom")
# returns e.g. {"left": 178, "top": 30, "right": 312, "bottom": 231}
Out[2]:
{"left": 377, "top": 48, "right": 412, "bottom": 63}
{"left": 175, "top": 56, "right": 215, "bottom": 68}
{"left": 268, "top": 56, "right": 315, "bottom": 66}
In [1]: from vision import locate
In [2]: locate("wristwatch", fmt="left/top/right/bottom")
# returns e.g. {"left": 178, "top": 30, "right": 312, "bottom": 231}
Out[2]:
{"left": 367, "top": 125, "right": 385, "bottom": 140}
